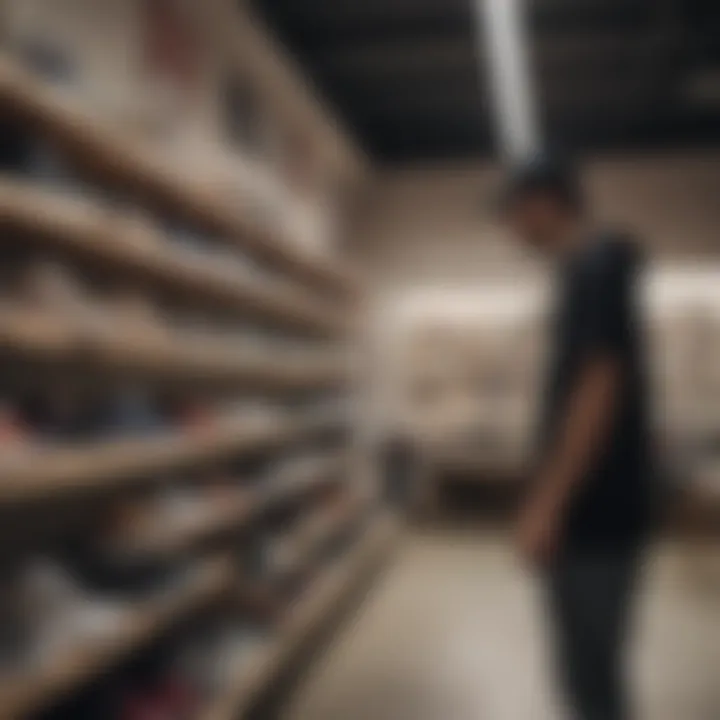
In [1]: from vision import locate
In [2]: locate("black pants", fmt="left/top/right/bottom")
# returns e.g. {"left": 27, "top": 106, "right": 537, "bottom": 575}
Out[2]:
{"left": 546, "top": 549, "right": 640, "bottom": 720}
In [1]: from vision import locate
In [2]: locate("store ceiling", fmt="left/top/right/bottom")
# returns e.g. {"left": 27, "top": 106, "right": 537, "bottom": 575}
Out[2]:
{"left": 250, "top": 0, "right": 720, "bottom": 163}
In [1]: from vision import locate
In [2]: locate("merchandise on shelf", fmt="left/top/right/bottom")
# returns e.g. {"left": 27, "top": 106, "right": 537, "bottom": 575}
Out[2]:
{"left": 0, "top": 7, "right": 360, "bottom": 716}
{"left": 97, "top": 389, "right": 167, "bottom": 439}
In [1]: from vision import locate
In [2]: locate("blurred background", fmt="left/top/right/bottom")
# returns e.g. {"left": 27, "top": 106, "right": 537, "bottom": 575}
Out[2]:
{"left": 0, "top": 0, "right": 717, "bottom": 718}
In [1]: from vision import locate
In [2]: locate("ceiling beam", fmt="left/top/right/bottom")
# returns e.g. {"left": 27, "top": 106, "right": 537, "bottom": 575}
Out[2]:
{"left": 263, "top": 0, "right": 650, "bottom": 20}
{"left": 252, "top": 0, "right": 469, "bottom": 49}
{"left": 362, "top": 118, "right": 494, "bottom": 161}
{"left": 262, "top": 0, "right": 468, "bottom": 22}
{"left": 332, "top": 84, "right": 490, "bottom": 120}
{"left": 312, "top": 30, "right": 679, "bottom": 79}
{"left": 323, "top": 67, "right": 676, "bottom": 126}
{"left": 256, "top": 0, "right": 654, "bottom": 41}
{"left": 338, "top": 85, "right": 670, "bottom": 124}
{"left": 314, "top": 36, "right": 474, "bottom": 77}
{"left": 315, "top": 58, "right": 676, "bottom": 116}
{"left": 530, "top": 0, "right": 651, "bottom": 9}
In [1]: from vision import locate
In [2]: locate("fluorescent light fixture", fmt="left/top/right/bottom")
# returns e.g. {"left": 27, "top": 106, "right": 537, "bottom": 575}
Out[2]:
{"left": 474, "top": 0, "right": 538, "bottom": 159}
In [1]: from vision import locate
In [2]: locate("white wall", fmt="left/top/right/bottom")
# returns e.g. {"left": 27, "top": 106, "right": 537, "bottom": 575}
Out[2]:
{"left": 352, "top": 152, "right": 720, "bottom": 436}
{"left": 355, "top": 151, "right": 720, "bottom": 288}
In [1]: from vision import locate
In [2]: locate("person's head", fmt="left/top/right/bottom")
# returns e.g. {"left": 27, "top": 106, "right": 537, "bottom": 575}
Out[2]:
{"left": 500, "top": 153, "right": 584, "bottom": 253}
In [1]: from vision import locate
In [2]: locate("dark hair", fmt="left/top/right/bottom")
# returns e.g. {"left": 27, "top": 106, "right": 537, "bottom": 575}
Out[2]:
{"left": 500, "top": 153, "right": 583, "bottom": 214}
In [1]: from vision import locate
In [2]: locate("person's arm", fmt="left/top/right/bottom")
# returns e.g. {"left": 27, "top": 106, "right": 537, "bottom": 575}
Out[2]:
{"left": 517, "top": 355, "right": 621, "bottom": 564}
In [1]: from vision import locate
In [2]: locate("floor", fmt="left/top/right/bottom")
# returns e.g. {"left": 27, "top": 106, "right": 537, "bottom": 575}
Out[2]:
{"left": 285, "top": 529, "right": 720, "bottom": 720}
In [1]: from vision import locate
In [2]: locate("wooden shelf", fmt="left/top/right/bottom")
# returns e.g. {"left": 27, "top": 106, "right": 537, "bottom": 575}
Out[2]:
{"left": 0, "top": 179, "right": 345, "bottom": 335}
{"left": 0, "top": 558, "right": 233, "bottom": 720}
{"left": 233, "top": 489, "right": 365, "bottom": 623}
{"left": 0, "top": 307, "right": 346, "bottom": 390}
{"left": 110, "top": 491, "right": 258, "bottom": 560}
{"left": 263, "top": 455, "right": 348, "bottom": 506}
{"left": 199, "top": 513, "right": 399, "bottom": 720}
{"left": 0, "top": 57, "right": 357, "bottom": 298}
{"left": 0, "top": 45, "right": 366, "bottom": 720}
{"left": 0, "top": 413, "right": 338, "bottom": 504}
{"left": 111, "top": 454, "right": 347, "bottom": 559}
{"left": 280, "top": 495, "right": 368, "bottom": 577}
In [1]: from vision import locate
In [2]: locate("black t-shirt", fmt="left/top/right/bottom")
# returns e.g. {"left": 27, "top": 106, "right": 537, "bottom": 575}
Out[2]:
{"left": 539, "top": 232, "right": 653, "bottom": 552}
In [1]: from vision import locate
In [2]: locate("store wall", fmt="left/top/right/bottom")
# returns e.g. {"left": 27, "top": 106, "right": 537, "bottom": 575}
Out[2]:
{"left": 354, "top": 151, "right": 720, "bottom": 435}
{"left": 356, "top": 151, "right": 720, "bottom": 291}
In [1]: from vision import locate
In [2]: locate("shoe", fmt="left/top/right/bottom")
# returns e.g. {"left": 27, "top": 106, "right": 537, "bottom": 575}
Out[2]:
{"left": 0, "top": 400, "right": 29, "bottom": 450}
{"left": 21, "top": 385, "right": 99, "bottom": 443}
{"left": 17, "top": 260, "right": 106, "bottom": 338}
{"left": 103, "top": 291, "right": 169, "bottom": 348}
{"left": 53, "top": 500, "right": 191, "bottom": 602}
{"left": 0, "top": 564, "right": 33, "bottom": 672}
{"left": 165, "top": 224, "right": 210, "bottom": 255}
{"left": 175, "top": 621, "right": 265, "bottom": 698}
{"left": 21, "top": 559, "right": 129, "bottom": 669}
{"left": 119, "top": 676, "right": 198, "bottom": 720}
{"left": 97, "top": 390, "right": 166, "bottom": 439}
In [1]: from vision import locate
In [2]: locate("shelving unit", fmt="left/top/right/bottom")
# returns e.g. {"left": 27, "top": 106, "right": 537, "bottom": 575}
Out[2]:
{"left": 0, "top": 516, "right": 397, "bottom": 720}
{"left": 201, "top": 514, "right": 398, "bottom": 720}
{"left": 110, "top": 453, "right": 348, "bottom": 560}
{"left": 0, "top": 56, "right": 358, "bottom": 299}
{"left": 0, "top": 306, "right": 345, "bottom": 390}
{"left": 0, "top": 7, "right": 390, "bottom": 719}
{"left": 0, "top": 179, "right": 345, "bottom": 335}
{"left": 0, "top": 412, "right": 329, "bottom": 503}
{"left": 0, "top": 559, "right": 234, "bottom": 720}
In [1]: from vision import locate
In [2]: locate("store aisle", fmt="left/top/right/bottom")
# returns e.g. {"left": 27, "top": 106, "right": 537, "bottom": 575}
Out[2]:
{"left": 285, "top": 530, "right": 720, "bottom": 720}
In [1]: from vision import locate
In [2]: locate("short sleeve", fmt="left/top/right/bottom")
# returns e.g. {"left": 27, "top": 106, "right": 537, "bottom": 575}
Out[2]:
{"left": 574, "top": 242, "right": 631, "bottom": 357}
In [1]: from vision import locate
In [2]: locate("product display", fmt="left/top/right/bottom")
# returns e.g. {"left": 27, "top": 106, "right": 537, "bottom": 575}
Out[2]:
{"left": 22, "top": 558, "right": 130, "bottom": 664}
{"left": 0, "top": 13, "right": 379, "bottom": 720}
{"left": 0, "top": 42, "right": 103, "bottom": 200}
{"left": 0, "top": 399, "right": 28, "bottom": 450}
{"left": 164, "top": 221, "right": 268, "bottom": 287}
{"left": 173, "top": 619, "right": 267, "bottom": 701}
{"left": 10, "top": 260, "right": 103, "bottom": 337}
{"left": 0, "top": 563, "right": 32, "bottom": 672}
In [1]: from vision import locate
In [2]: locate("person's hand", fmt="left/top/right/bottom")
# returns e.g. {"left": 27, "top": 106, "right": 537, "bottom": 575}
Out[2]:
{"left": 516, "top": 493, "right": 561, "bottom": 567}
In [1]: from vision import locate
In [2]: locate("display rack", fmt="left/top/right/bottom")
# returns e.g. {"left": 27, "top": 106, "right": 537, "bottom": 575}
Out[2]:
{"left": 0, "top": 306, "right": 345, "bottom": 391}
{"left": 0, "top": 180, "right": 345, "bottom": 334}
{"left": 0, "top": 56, "right": 358, "bottom": 298}
{"left": 0, "top": 560, "right": 233, "bottom": 720}
{"left": 201, "top": 514, "right": 398, "bottom": 720}
{"left": 109, "top": 453, "right": 348, "bottom": 560}
{"left": 0, "top": 412, "right": 336, "bottom": 502}
{"left": 0, "top": 29, "right": 391, "bottom": 720}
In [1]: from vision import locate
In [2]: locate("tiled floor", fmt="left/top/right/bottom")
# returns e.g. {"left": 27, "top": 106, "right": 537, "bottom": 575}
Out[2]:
{"left": 285, "top": 529, "right": 720, "bottom": 720}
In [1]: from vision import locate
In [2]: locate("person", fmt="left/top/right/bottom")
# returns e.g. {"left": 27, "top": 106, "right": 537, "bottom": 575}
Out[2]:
{"left": 500, "top": 154, "right": 655, "bottom": 720}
